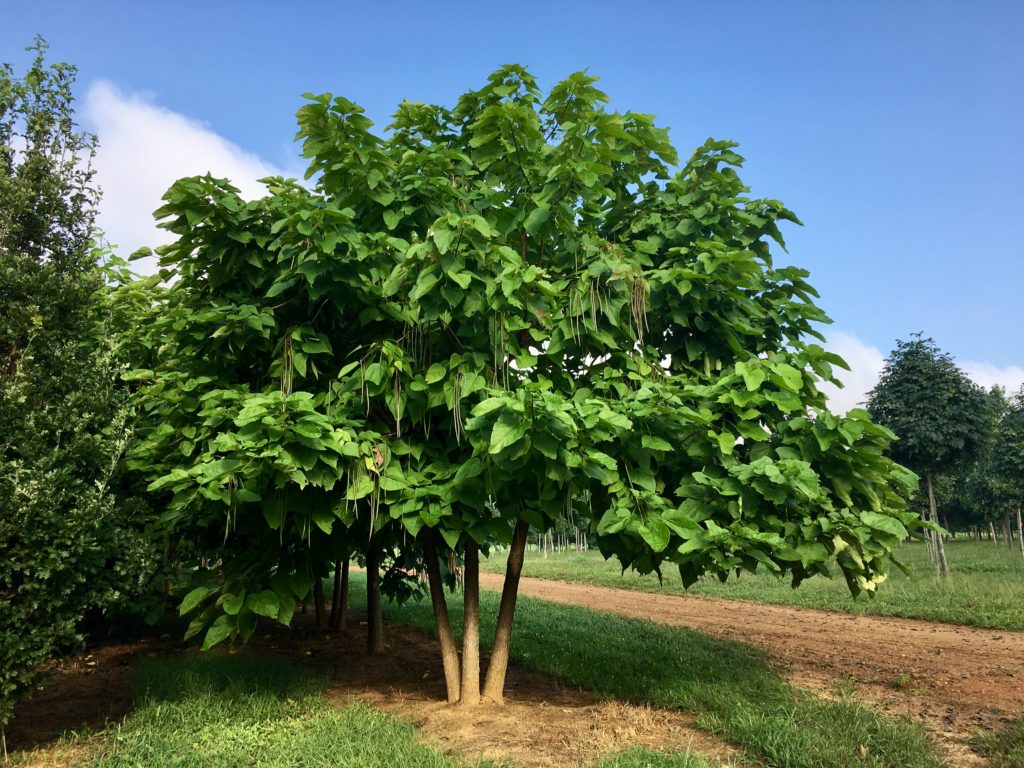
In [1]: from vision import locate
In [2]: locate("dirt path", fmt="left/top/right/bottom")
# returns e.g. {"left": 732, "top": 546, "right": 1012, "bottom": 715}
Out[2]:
{"left": 481, "top": 572, "right": 1023, "bottom": 760}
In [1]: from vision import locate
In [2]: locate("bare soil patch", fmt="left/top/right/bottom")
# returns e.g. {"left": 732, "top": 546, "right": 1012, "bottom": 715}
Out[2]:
{"left": 255, "top": 614, "right": 741, "bottom": 768}
{"left": 5, "top": 638, "right": 168, "bottom": 754}
{"left": 484, "top": 572, "right": 1024, "bottom": 764}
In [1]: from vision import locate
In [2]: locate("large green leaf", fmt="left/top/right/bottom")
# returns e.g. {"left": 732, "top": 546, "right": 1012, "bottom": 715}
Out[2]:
{"left": 489, "top": 417, "right": 528, "bottom": 455}
{"left": 246, "top": 590, "right": 281, "bottom": 619}
{"left": 201, "top": 615, "right": 233, "bottom": 651}
{"left": 179, "top": 586, "right": 214, "bottom": 616}
{"left": 859, "top": 511, "right": 908, "bottom": 539}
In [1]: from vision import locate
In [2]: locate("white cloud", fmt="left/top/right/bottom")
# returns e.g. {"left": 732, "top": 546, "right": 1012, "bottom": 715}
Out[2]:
{"left": 960, "top": 361, "right": 1024, "bottom": 396}
{"left": 819, "top": 330, "right": 1024, "bottom": 414}
{"left": 818, "top": 330, "right": 887, "bottom": 414}
{"left": 84, "top": 80, "right": 290, "bottom": 273}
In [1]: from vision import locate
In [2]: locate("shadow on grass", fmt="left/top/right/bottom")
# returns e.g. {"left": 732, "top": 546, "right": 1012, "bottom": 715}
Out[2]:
{"left": 130, "top": 651, "right": 321, "bottom": 704}
{"left": 354, "top": 574, "right": 945, "bottom": 768}
{"left": 82, "top": 653, "right": 490, "bottom": 768}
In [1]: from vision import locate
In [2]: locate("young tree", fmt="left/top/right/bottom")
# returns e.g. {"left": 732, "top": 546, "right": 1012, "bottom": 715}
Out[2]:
{"left": 134, "top": 66, "right": 922, "bottom": 707}
{"left": 867, "top": 335, "right": 990, "bottom": 575}
{"left": 0, "top": 40, "right": 158, "bottom": 737}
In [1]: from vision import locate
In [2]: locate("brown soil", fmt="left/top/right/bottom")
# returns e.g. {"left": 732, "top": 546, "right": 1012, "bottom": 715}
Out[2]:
{"left": 481, "top": 572, "right": 1024, "bottom": 765}
{"left": 5, "top": 638, "right": 168, "bottom": 754}
{"left": 254, "top": 617, "right": 741, "bottom": 768}
{"left": 6, "top": 618, "right": 739, "bottom": 768}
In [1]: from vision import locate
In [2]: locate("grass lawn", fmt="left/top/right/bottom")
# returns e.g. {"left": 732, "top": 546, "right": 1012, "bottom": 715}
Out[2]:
{"left": 358, "top": 575, "right": 945, "bottom": 768}
{"left": 13, "top": 645, "right": 727, "bottom": 768}
{"left": 19, "top": 654, "right": 488, "bottom": 768}
{"left": 593, "top": 748, "right": 722, "bottom": 768}
{"left": 481, "top": 540, "right": 1024, "bottom": 631}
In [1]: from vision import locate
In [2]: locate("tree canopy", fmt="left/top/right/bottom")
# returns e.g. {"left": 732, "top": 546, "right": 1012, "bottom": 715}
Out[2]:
{"left": 129, "top": 66, "right": 922, "bottom": 704}
{"left": 867, "top": 335, "right": 990, "bottom": 478}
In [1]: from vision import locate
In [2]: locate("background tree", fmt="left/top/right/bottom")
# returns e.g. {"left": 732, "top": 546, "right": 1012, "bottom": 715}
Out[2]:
{"left": 132, "top": 66, "right": 924, "bottom": 708}
{"left": 984, "top": 388, "right": 1024, "bottom": 555}
{"left": 867, "top": 335, "right": 990, "bottom": 575}
{"left": 0, "top": 39, "right": 159, "bottom": 738}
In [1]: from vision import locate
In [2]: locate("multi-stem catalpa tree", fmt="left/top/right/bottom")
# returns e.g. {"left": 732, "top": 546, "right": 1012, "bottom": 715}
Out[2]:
{"left": 131, "top": 66, "right": 920, "bottom": 706}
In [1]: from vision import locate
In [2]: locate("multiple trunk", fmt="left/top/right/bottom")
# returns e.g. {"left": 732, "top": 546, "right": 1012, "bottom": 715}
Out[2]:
{"left": 538, "top": 527, "right": 587, "bottom": 557}
{"left": 917, "top": 488, "right": 1024, "bottom": 564}
{"left": 981, "top": 515, "right": 1024, "bottom": 554}
{"left": 421, "top": 523, "right": 531, "bottom": 708}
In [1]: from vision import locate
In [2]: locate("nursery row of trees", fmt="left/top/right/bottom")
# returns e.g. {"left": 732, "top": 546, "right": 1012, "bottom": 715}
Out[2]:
{"left": 3, "top": 42, "right": 932, "bottom": 730}
{"left": 867, "top": 336, "right": 1024, "bottom": 575}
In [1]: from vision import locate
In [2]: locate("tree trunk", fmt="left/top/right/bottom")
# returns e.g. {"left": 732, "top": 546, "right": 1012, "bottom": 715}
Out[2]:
{"left": 1016, "top": 506, "right": 1024, "bottom": 558}
{"left": 366, "top": 543, "right": 385, "bottom": 655}
{"left": 313, "top": 573, "right": 326, "bottom": 631}
{"left": 459, "top": 539, "right": 481, "bottom": 706}
{"left": 989, "top": 520, "right": 998, "bottom": 542}
{"left": 423, "top": 529, "right": 461, "bottom": 703}
{"left": 329, "top": 555, "right": 349, "bottom": 631}
{"left": 1005, "top": 513, "right": 1014, "bottom": 550}
{"left": 482, "top": 521, "right": 529, "bottom": 704}
{"left": 922, "top": 503, "right": 937, "bottom": 566}
{"left": 927, "top": 474, "right": 949, "bottom": 577}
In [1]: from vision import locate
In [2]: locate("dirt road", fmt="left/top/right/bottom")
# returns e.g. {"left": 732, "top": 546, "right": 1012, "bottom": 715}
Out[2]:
{"left": 480, "top": 571, "right": 1023, "bottom": 756}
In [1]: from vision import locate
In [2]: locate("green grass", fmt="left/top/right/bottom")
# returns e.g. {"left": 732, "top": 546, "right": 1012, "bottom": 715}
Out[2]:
{"left": 973, "top": 717, "right": 1024, "bottom": 768}
{"left": 593, "top": 747, "right": 723, "bottom": 768}
{"left": 20, "top": 649, "right": 698, "bottom": 768}
{"left": 71, "top": 654, "right": 490, "bottom": 768}
{"left": 355, "top": 575, "right": 945, "bottom": 768}
{"left": 481, "top": 540, "right": 1024, "bottom": 630}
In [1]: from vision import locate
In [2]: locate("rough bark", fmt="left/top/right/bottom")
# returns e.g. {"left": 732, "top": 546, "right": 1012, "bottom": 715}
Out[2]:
{"left": 927, "top": 474, "right": 949, "bottom": 577}
{"left": 482, "top": 521, "right": 529, "bottom": 704}
{"left": 423, "top": 529, "right": 461, "bottom": 703}
{"left": 459, "top": 539, "right": 481, "bottom": 706}
{"left": 329, "top": 555, "right": 349, "bottom": 631}
{"left": 365, "top": 543, "right": 385, "bottom": 655}
{"left": 313, "top": 573, "right": 326, "bottom": 631}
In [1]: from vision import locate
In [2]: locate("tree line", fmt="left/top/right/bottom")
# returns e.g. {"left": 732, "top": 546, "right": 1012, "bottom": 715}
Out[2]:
{"left": 866, "top": 335, "right": 1024, "bottom": 575}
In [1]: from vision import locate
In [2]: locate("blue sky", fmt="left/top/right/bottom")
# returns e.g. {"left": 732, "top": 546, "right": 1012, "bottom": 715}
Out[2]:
{"left": 4, "top": 1, "right": 1023, "bottom": 405}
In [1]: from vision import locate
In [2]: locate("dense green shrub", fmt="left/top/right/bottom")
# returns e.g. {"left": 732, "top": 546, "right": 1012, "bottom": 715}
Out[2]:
{"left": 0, "top": 38, "right": 160, "bottom": 732}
